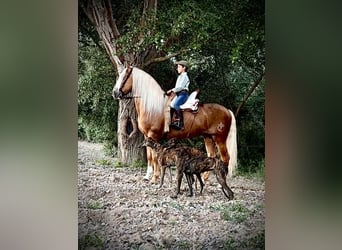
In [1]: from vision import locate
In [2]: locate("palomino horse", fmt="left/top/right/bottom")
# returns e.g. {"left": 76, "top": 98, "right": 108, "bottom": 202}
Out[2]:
{"left": 112, "top": 66, "right": 237, "bottom": 183}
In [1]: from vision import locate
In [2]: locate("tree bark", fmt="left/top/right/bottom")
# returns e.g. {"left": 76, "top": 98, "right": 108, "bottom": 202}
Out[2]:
{"left": 81, "top": 0, "right": 123, "bottom": 74}
{"left": 117, "top": 99, "right": 146, "bottom": 164}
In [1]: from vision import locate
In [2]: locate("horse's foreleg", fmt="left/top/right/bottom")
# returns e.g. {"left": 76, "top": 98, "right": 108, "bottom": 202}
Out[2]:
{"left": 150, "top": 150, "right": 159, "bottom": 184}
{"left": 203, "top": 136, "right": 216, "bottom": 181}
{"left": 144, "top": 147, "right": 154, "bottom": 181}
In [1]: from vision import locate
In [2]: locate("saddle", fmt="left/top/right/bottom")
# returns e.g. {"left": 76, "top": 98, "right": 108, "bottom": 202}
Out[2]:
{"left": 163, "top": 90, "right": 200, "bottom": 133}
{"left": 179, "top": 90, "right": 199, "bottom": 112}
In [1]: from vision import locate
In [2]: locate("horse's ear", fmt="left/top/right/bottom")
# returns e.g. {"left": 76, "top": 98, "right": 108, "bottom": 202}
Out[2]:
{"left": 117, "top": 64, "right": 124, "bottom": 73}
{"left": 115, "top": 56, "right": 124, "bottom": 73}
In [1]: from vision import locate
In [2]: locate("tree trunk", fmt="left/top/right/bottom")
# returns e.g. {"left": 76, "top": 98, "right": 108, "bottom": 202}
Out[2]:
{"left": 81, "top": 0, "right": 145, "bottom": 164}
{"left": 117, "top": 99, "right": 146, "bottom": 164}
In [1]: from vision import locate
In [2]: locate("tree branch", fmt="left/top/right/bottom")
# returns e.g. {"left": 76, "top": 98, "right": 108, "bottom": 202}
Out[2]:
{"left": 142, "top": 48, "right": 191, "bottom": 67}
{"left": 104, "top": 0, "right": 120, "bottom": 39}
{"left": 235, "top": 71, "right": 265, "bottom": 117}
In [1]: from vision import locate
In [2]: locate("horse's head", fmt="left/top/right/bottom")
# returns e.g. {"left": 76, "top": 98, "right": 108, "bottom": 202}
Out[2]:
{"left": 112, "top": 66, "right": 133, "bottom": 99}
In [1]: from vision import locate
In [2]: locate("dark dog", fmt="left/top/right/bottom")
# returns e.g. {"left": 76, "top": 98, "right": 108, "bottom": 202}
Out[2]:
{"left": 141, "top": 138, "right": 202, "bottom": 189}
{"left": 171, "top": 153, "right": 234, "bottom": 200}
{"left": 141, "top": 138, "right": 177, "bottom": 187}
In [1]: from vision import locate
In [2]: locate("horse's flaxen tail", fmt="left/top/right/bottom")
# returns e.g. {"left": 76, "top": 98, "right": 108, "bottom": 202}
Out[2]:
{"left": 227, "top": 110, "right": 238, "bottom": 177}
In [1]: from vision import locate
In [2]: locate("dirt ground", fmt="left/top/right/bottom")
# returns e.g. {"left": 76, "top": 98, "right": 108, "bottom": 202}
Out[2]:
{"left": 78, "top": 140, "right": 265, "bottom": 249}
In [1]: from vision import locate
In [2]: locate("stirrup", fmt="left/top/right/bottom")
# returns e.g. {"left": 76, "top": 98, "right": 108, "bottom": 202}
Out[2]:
{"left": 170, "top": 124, "right": 182, "bottom": 130}
{"left": 170, "top": 122, "right": 183, "bottom": 130}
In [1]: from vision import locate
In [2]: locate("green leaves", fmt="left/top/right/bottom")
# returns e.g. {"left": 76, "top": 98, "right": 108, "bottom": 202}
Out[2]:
{"left": 78, "top": 42, "right": 118, "bottom": 144}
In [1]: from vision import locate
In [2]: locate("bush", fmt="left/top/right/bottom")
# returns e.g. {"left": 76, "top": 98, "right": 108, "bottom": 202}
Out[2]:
{"left": 78, "top": 43, "right": 118, "bottom": 153}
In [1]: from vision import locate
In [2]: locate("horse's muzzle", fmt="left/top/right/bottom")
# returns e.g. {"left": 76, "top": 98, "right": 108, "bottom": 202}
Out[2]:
{"left": 112, "top": 90, "right": 122, "bottom": 99}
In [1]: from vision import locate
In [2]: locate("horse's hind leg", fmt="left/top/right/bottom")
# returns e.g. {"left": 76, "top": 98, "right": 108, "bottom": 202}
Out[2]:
{"left": 203, "top": 136, "right": 216, "bottom": 181}
{"left": 213, "top": 136, "right": 230, "bottom": 172}
{"left": 215, "top": 164, "right": 234, "bottom": 200}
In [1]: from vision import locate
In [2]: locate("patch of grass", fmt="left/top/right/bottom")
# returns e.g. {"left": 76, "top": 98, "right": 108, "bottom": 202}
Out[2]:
{"left": 209, "top": 204, "right": 227, "bottom": 211}
{"left": 103, "top": 141, "right": 117, "bottom": 157}
{"left": 112, "top": 160, "right": 128, "bottom": 168}
{"left": 178, "top": 240, "right": 192, "bottom": 249}
{"left": 169, "top": 201, "right": 184, "bottom": 211}
{"left": 129, "top": 243, "right": 140, "bottom": 250}
{"left": 224, "top": 230, "right": 265, "bottom": 249}
{"left": 87, "top": 201, "right": 103, "bottom": 209}
{"left": 169, "top": 219, "right": 176, "bottom": 225}
{"left": 78, "top": 233, "right": 104, "bottom": 250}
{"left": 223, "top": 203, "right": 251, "bottom": 223}
{"left": 210, "top": 203, "right": 251, "bottom": 223}
{"left": 238, "top": 159, "right": 265, "bottom": 181}
{"left": 130, "top": 160, "right": 146, "bottom": 169}
{"left": 95, "top": 159, "right": 113, "bottom": 166}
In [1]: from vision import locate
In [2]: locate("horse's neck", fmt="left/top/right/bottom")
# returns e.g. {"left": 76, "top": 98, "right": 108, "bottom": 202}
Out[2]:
{"left": 133, "top": 69, "right": 165, "bottom": 115}
{"left": 134, "top": 92, "right": 166, "bottom": 119}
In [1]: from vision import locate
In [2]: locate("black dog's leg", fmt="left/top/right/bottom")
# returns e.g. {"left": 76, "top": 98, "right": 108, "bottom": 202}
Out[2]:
{"left": 159, "top": 165, "right": 166, "bottom": 188}
{"left": 185, "top": 173, "right": 194, "bottom": 197}
{"left": 196, "top": 173, "right": 205, "bottom": 195}
{"left": 170, "top": 165, "right": 183, "bottom": 198}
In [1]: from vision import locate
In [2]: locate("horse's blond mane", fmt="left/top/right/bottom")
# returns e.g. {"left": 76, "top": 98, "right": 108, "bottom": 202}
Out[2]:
{"left": 132, "top": 67, "right": 166, "bottom": 117}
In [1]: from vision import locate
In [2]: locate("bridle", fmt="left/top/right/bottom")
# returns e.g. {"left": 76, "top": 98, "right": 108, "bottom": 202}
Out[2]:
{"left": 116, "top": 66, "right": 141, "bottom": 99}
{"left": 118, "top": 66, "right": 133, "bottom": 93}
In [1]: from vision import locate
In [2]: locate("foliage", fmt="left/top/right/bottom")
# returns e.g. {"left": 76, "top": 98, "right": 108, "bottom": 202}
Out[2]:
{"left": 78, "top": 41, "right": 118, "bottom": 148}
{"left": 95, "top": 159, "right": 113, "bottom": 166}
{"left": 87, "top": 200, "right": 103, "bottom": 209}
{"left": 224, "top": 231, "right": 265, "bottom": 250}
{"left": 209, "top": 203, "right": 252, "bottom": 223}
{"left": 130, "top": 160, "right": 146, "bottom": 169}
{"left": 78, "top": 233, "right": 104, "bottom": 250}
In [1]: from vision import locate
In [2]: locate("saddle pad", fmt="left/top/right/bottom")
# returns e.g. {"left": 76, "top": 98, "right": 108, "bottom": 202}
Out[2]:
{"left": 180, "top": 90, "right": 199, "bottom": 111}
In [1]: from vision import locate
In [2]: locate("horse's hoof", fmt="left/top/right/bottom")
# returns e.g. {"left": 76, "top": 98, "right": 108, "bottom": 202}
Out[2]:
{"left": 143, "top": 174, "right": 152, "bottom": 181}
{"left": 203, "top": 171, "right": 210, "bottom": 181}
{"left": 150, "top": 176, "right": 159, "bottom": 184}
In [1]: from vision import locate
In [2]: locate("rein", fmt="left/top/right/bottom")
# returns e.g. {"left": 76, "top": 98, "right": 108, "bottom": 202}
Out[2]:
{"left": 119, "top": 66, "right": 133, "bottom": 92}
{"left": 118, "top": 66, "right": 141, "bottom": 99}
{"left": 119, "top": 96, "right": 141, "bottom": 99}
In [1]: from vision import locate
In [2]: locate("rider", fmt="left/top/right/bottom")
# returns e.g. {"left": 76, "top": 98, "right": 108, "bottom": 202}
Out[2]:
{"left": 166, "top": 60, "right": 190, "bottom": 130}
